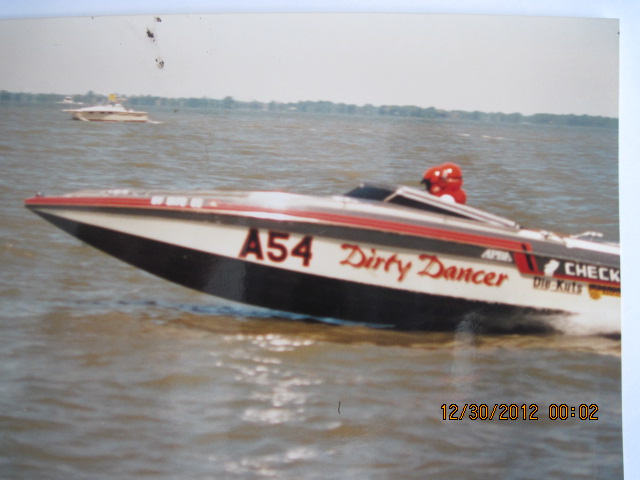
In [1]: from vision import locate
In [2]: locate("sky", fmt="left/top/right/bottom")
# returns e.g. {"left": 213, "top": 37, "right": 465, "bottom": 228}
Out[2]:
{"left": 0, "top": 9, "right": 620, "bottom": 117}
{"left": 1, "top": 0, "right": 640, "bottom": 473}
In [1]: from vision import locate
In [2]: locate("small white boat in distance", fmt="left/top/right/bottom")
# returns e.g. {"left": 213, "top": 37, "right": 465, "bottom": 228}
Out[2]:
{"left": 59, "top": 96, "right": 83, "bottom": 105}
{"left": 63, "top": 94, "right": 148, "bottom": 122}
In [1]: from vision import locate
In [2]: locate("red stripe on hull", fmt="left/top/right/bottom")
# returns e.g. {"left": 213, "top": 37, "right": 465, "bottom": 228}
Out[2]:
{"left": 25, "top": 195, "right": 529, "bottom": 252}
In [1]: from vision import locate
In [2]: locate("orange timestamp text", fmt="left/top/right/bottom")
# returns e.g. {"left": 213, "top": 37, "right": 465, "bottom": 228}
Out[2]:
{"left": 441, "top": 403, "right": 599, "bottom": 421}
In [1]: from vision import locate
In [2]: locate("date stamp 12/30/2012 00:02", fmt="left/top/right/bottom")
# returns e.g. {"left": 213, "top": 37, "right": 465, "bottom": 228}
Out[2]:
{"left": 441, "top": 403, "right": 599, "bottom": 421}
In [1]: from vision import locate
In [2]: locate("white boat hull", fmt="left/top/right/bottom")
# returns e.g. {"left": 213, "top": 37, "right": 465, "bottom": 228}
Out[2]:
{"left": 24, "top": 187, "right": 620, "bottom": 333}
{"left": 63, "top": 102, "right": 149, "bottom": 122}
{"left": 69, "top": 110, "right": 148, "bottom": 122}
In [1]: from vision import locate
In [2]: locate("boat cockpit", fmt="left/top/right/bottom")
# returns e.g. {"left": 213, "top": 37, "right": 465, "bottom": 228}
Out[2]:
{"left": 345, "top": 183, "right": 520, "bottom": 229}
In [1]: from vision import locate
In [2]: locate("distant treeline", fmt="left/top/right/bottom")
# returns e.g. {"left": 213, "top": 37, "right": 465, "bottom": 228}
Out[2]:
{"left": 0, "top": 90, "right": 618, "bottom": 129}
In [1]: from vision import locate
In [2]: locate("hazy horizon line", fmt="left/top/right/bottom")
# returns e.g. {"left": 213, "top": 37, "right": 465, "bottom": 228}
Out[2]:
{"left": 1, "top": 89, "right": 619, "bottom": 121}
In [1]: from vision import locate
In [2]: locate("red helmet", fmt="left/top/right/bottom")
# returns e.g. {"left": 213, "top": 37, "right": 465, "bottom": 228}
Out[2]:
{"left": 422, "top": 165, "right": 443, "bottom": 188}
{"left": 421, "top": 162, "right": 466, "bottom": 203}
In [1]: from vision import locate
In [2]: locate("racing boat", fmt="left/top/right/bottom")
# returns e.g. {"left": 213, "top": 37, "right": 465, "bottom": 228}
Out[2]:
{"left": 24, "top": 183, "right": 620, "bottom": 333}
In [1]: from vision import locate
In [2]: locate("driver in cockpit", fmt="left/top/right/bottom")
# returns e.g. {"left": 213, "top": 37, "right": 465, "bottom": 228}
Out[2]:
{"left": 421, "top": 162, "right": 467, "bottom": 204}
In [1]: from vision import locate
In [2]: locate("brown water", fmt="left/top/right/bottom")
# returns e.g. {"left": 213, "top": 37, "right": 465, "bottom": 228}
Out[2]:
{"left": 1, "top": 103, "right": 621, "bottom": 479}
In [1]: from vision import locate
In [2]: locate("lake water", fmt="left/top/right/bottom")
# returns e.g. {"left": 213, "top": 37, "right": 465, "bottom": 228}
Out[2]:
{"left": 0, "top": 103, "right": 622, "bottom": 478}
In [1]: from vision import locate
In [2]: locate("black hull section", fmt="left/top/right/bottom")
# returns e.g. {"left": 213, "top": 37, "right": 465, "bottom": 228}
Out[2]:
{"left": 37, "top": 212, "right": 561, "bottom": 333}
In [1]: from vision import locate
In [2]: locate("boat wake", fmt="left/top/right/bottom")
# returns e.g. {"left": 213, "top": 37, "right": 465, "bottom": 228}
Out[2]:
{"left": 71, "top": 296, "right": 619, "bottom": 340}
{"left": 551, "top": 311, "right": 620, "bottom": 338}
